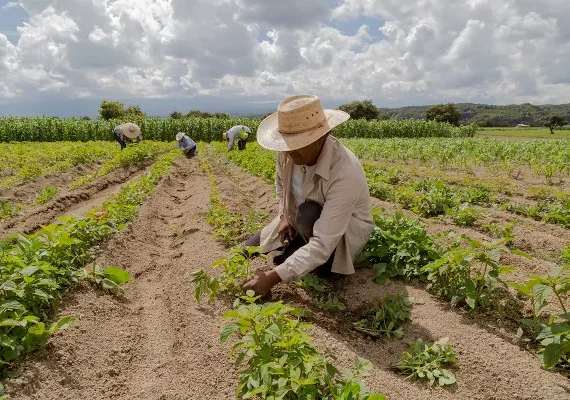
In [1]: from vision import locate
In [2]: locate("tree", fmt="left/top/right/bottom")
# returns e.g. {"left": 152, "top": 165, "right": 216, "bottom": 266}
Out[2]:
{"left": 543, "top": 114, "right": 567, "bottom": 134}
{"left": 170, "top": 111, "right": 184, "bottom": 119}
{"left": 338, "top": 100, "right": 379, "bottom": 120}
{"left": 425, "top": 104, "right": 462, "bottom": 126}
{"left": 125, "top": 105, "right": 145, "bottom": 118}
{"left": 99, "top": 100, "right": 125, "bottom": 120}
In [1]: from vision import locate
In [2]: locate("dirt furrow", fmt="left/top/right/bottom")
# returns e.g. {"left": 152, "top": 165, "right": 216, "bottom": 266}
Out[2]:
{"left": 0, "top": 162, "right": 153, "bottom": 238}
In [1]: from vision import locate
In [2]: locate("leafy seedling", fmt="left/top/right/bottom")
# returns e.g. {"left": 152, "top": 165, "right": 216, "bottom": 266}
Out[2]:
{"left": 354, "top": 293, "right": 413, "bottom": 339}
{"left": 393, "top": 337, "right": 458, "bottom": 387}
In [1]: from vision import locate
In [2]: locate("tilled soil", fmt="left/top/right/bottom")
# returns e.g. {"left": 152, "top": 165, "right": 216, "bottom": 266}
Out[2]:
{"left": 0, "top": 163, "right": 152, "bottom": 238}
{"left": 3, "top": 155, "right": 570, "bottom": 400}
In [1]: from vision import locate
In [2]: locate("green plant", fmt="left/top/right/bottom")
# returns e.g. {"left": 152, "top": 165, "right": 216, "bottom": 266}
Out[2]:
{"left": 447, "top": 203, "right": 480, "bottom": 226}
{"left": 190, "top": 246, "right": 264, "bottom": 303}
{"left": 354, "top": 294, "right": 412, "bottom": 339}
{"left": 510, "top": 265, "right": 570, "bottom": 369}
{"left": 421, "top": 234, "right": 524, "bottom": 310}
{"left": 82, "top": 265, "right": 132, "bottom": 296}
{"left": 393, "top": 338, "right": 458, "bottom": 387}
{"left": 297, "top": 274, "right": 333, "bottom": 293}
{"left": 0, "top": 201, "right": 22, "bottom": 220}
{"left": 361, "top": 209, "right": 440, "bottom": 283}
{"left": 482, "top": 222, "right": 515, "bottom": 247}
{"left": 221, "top": 292, "right": 387, "bottom": 399}
{"left": 316, "top": 294, "right": 347, "bottom": 313}
{"left": 34, "top": 186, "right": 58, "bottom": 205}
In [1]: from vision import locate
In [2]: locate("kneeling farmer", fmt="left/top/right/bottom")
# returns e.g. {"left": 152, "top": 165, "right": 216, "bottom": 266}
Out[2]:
{"left": 243, "top": 94, "right": 374, "bottom": 296}
{"left": 113, "top": 123, "right": 142, "bottom": 150}
{"left": 224, "top": 124, "right": 251, "bottom": 151}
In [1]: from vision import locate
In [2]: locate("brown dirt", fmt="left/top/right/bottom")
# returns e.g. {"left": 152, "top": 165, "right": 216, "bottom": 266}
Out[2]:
{"left": 0, "top": 163, "right": 152, "bottom": 238}
{"left": 0, "top": 163, "right": 98, "bottom": 206}
{"left": 3, "top": 154, "right": 570, "bottom": 400}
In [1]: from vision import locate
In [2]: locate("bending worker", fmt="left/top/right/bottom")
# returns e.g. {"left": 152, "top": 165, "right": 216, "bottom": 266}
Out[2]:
{"left": 176, "top": 132, "right": 197, "bottom": 158}
{"left": 113, "top": 123, "right": 142, "bottom": 150}
{"left": 223, "top": 124, "right": 251, "bottom": 151}
{"left": 242, "top": 94, "right": 374, "bottom": 296}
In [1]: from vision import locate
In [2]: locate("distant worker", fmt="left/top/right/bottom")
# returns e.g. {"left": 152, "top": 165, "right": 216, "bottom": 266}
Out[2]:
{"left": 176, "top": 132, "right": 197, "bottom": 158}
{"left": 113, "top": 123, "right": 142, "bottom": 150}
{"left": 223, "top": 124, "right": 251, "bottom": 151}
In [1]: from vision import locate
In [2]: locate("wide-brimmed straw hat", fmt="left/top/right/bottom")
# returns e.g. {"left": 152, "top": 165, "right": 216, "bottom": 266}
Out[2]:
{"left": 257, "top": 95, "right": 349, "bottom": 152}
{"left": 176, "top": 132, "right": 185, "bottom": 141}
{"left": 123, "top": 123, "right": 141, "bottom": 139}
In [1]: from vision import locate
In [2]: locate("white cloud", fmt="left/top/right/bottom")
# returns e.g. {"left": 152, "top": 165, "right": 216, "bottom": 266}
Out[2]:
{"left": 0, "top": 0, "right": 569, "bottom": 111}
{"left": 2, "top": 1, "right": 20, "bottom": 10}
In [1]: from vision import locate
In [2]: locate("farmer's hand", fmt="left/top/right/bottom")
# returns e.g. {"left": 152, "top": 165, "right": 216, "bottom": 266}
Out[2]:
{"left": 242, "top": 270, "right": 282, "bottom": 296}
{"left": 278, "top": 215, "right": 296, "bottom": 243}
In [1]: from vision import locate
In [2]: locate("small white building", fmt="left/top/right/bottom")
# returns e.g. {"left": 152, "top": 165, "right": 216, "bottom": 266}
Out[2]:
{"left": 516, "top": 124, "right": 530, "bottom": 128}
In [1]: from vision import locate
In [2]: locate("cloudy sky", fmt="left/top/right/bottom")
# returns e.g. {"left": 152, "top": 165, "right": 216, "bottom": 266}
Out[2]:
{"left": 0, "top": 0, "right": 569, "bottom": 117}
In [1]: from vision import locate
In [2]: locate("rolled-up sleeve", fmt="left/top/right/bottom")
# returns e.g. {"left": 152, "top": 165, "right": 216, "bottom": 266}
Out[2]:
{"left": 274, "top": 178, "right": 364, "bottom": 283}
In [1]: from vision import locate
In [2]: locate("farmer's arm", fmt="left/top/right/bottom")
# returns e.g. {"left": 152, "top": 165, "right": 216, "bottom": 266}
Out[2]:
{"left": 275, "top": 179, "right": 364, "bottom": 283}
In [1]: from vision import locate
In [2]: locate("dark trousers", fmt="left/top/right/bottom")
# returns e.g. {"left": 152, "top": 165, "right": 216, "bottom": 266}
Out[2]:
{"left": 245, "top": 201, "right": 336, "bottom": 278}
{"left": 114, "top": 132, "right": 126, "bottom": 150}
{"left": 237, "top": 139, "right": 247, "bottom": 150}
{"left": 185, "top": 145, "right": 197, "bottom": 158}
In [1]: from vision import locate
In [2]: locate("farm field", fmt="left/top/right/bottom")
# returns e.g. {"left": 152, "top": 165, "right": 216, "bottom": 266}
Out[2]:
{"left": 478, "top": 127, "right": 570, "bottom": 139}
{"left": 1, "top": 135, "right": 570, "bottom": 399}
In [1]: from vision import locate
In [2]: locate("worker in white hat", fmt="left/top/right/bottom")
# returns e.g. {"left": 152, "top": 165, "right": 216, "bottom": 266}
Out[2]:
{"left": 113, "top": 123, "right": 142, "bottom": 150}
{"left": 176, "top": 132, "right": 197, "bottom": 158}
{"left": 223, "top": 124, "right": 251, "bottom": 151}
{"left": 242, "top": 94, "right": 374, "bottom": 296}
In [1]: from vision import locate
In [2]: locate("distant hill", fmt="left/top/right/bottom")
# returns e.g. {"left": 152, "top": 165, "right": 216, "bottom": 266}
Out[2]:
{"left": 378, "top": 103, "right": 570, "bottom": 127}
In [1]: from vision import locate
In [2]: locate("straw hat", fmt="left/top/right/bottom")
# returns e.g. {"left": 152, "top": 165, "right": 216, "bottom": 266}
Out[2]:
{"left": 176, "top": 132, "right": 185, "bottom": 141}
{"left": 123, "top": 123, "right": 141, "bottom": 139}
{"left": 257, "top": 95, "right": 349, "bottom": 152}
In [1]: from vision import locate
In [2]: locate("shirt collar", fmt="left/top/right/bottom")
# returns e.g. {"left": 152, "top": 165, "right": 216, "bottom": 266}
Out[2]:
{"left": 313, "top": 136, "right": 334, "bottom": 181}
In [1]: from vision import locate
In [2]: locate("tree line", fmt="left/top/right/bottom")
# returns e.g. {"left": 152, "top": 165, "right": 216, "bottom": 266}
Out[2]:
{"left": 97, "top": 99, "right": 569, "bottom": 134}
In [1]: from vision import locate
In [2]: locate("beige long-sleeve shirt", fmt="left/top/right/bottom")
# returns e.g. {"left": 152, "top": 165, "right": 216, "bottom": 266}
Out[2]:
{"left": 259, "top": 136, "right": 374, "bottom": 283}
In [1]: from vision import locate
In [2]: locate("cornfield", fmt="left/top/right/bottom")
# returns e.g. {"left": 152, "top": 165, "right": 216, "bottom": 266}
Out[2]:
{"left": 0, "top": 117, "right": 476, "bottom": 142}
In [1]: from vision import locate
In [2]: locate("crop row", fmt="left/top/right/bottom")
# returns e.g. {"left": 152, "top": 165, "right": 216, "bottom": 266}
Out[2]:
{"left": 70, "top": 141, "right": 174, "bottom": 189}
{"left": 0, "top": 141, "right": 119, "bottom": 190}
{"left": 0, "top": 117, "right": 475, "bottom": 142}
{"left": 0, "top": 150, "right": 180, "bottom": 376}
{"left": 212, "top": 141, "right": 570, "bottom": 230}
{"left": 342, "top": 137, "right": 570, "bottom": 181}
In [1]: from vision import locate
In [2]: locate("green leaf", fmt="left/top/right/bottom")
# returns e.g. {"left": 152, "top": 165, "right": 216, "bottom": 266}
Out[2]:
{"left": 48, "top": 316, "right": 76, "bottom": 334}
{"left": 103, "top": 266, "right": 131, "bottom": 284}
{"left": 220, "top": 323, "right": 240, "bottom": 343}
{"left": 543, "top": 343, "right": 565, "bottom": 369}
{"left": 27, "top": 322, "right": 45, "bottom": 336}
{"left": 367, "top": 395, "right": 388, "bottom": 400}
{"left": 465, "top": 296, "right": 476, "bottom": 309}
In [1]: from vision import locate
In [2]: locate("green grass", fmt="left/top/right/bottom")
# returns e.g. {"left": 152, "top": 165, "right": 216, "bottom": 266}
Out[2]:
{"left": 478, "top": 127, "right": 570, "bottom": 139}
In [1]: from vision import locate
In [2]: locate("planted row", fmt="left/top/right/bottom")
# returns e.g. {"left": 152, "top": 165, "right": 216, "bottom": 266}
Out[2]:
{"left": 0, "top": 141, "right": 119, "bottom": 190}
{"left": 0, "top": 149, "right": 180, "bottom": 372}
{"left": 198, "top": 144, "right": 267, "bottom": 246}
{"left": 363, "top": 208, "right": 570, "bottom": 370}
{"left": 70, "top": 141, "right": 174, "bottom": 189}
